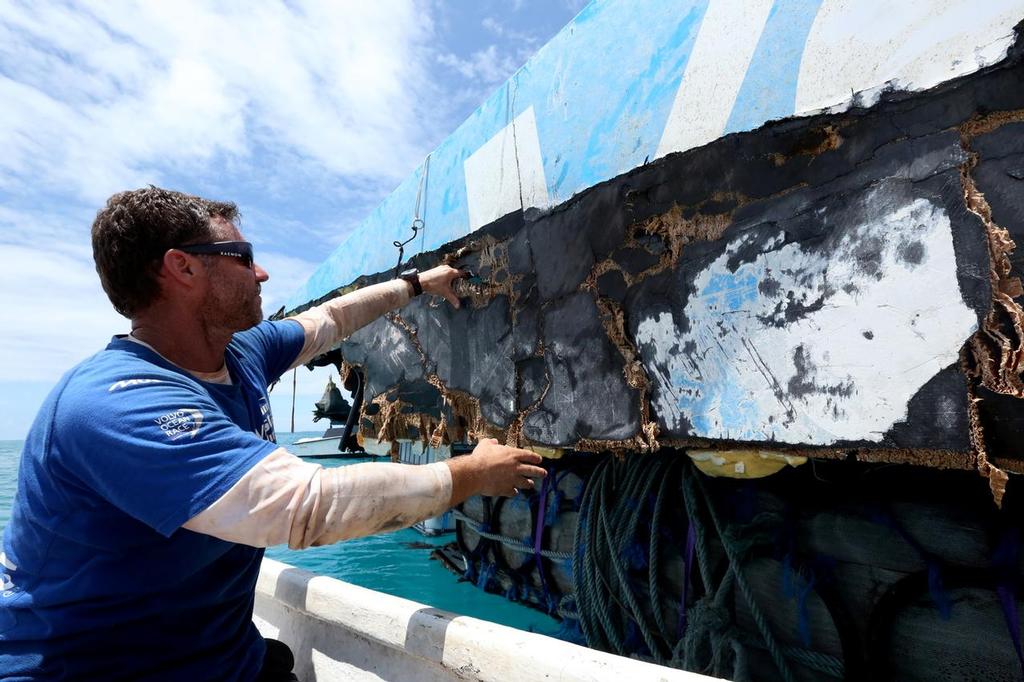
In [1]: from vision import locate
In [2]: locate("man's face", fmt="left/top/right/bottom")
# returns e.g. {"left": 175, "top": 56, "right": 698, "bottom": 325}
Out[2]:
{"left": 199, "top": 218, "right": 269, "bottom": 332}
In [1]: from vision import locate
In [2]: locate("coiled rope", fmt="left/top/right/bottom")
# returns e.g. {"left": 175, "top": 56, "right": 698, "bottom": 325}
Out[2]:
{"left": 573, "top": 453, "right": 848, "bottom": 680}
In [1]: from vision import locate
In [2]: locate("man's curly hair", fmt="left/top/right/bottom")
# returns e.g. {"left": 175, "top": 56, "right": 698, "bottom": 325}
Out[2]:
{"left": 91, "top": 187, "right": 239, "bottom": 317}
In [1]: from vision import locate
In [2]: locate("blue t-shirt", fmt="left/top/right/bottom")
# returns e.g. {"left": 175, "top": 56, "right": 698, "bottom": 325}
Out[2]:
{"left": 0, "top": 319, "right": 305, "bottom": 681}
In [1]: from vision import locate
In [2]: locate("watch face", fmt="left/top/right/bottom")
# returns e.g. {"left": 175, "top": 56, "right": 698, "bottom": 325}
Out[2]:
{"left": 400, "top": 268, "right": 422, "bottom": 295}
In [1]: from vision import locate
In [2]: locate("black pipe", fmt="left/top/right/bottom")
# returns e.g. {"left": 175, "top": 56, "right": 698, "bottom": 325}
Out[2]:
{"left": 339, "top": 368, "right": 364, "bottom": 453}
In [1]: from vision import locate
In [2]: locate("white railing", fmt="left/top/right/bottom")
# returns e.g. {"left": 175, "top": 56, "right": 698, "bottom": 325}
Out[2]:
{"left": 254, "top": 558, "right": 718, "bottom": 681}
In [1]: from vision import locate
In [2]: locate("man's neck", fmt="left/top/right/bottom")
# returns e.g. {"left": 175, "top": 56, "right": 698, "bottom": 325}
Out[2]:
{"left": 131, "top": 315, "right": 232, "bottom": 374}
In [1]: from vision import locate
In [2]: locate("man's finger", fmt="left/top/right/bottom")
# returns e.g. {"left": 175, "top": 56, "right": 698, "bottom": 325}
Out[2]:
{"left": 512, "top": 449, "right": 543, "bottom": 464}
{"left": 518, "top": 464, "right": 548, "bottom": 479}
{"left": 443, "top": 291, "right": 461, "bottom": 308}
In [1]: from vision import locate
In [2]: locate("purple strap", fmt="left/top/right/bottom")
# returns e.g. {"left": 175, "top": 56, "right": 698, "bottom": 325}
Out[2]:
{"left": 796, "top": 571, "right": 815, "bottom": 646}
{"left": 993, "top": 529, "right": 1024, "bottom": 676}
{"left": 873, "top": 509, "right": 952, "bottom": 619}
{"left": 677, "top": 522, "right": 697, "bottom": 637}
{"left": 997, "top": 584, "right": 1024, "bottom": 675}
{"left": 533, "top": 470, "right": 555, "bottom": 612}
{"left": 781, "top": 554, "right": 814, "bottom": 646}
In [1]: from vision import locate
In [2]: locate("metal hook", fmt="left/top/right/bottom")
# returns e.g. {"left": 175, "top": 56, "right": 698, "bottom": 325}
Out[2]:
{"left": 393, "top": 218, "right": 425, "bottom": 277}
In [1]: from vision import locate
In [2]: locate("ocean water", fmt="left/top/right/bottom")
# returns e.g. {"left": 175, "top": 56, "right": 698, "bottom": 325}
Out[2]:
{"left": 0, "top": 434, "right": 559, "bottom": 636}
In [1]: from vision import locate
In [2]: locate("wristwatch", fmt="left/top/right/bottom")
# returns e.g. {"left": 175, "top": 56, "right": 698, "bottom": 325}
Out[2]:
{"left": 399, "top": 268, "right": 423, "bottom": 296}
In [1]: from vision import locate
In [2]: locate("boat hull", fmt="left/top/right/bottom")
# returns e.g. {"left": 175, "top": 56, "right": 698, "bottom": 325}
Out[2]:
{"left": 290, "top": 436, "right": 349, "bottom": 457}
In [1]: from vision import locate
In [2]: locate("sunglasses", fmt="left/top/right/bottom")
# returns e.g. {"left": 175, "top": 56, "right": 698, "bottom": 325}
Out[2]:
{"left": 175, "top": 241, "right": 254, "bottom": 268}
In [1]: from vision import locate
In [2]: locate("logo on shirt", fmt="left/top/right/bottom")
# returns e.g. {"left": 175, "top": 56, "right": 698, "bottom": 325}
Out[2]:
{"left": 256, "top": 396, "right": 276, "bottom": 443}
{"left": 109, "top": 378, "right": 164, "bottom": 392}
{"left": 155, "top": 408, "right": 204, "bottom": 441}
{"left": 0, "top": 552, "right": 17, "bottom": 597}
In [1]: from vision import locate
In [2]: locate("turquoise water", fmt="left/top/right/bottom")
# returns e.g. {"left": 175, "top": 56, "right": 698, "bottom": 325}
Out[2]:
{"left": 0, "top": 435, "right": 559, "bottom": 636}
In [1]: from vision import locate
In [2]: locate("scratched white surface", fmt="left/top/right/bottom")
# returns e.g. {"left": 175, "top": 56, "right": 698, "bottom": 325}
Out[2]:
{"left": 464, "top": 106, "right": 549, "bottom": 233}
{"left": 635, "top": 196, "right": 978, "bottom": 445}
{"left": 654, "top": 0, "right": 775, "bottom": 158}
{"left": 795, "top": 0, "right": 1023, "bottom": 113}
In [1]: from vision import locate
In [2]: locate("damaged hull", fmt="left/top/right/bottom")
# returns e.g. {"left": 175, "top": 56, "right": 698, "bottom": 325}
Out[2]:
{"left": 280, "top": 2, "right": 1024, "bottom": 679}
{"left": 323, "top": 55, "right": 1024, "bottom": 479}
{"left": 283, "top": 2, "right": 1024, "bottom": 476}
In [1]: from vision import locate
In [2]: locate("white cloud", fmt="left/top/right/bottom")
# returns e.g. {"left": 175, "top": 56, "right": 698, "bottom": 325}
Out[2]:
{"left": 481, "top": 15, "right": 545, "bottom": 46}
{"left": 255, "top": 250, "right": 322, "bottom": 317}
{"left": 437, "top": 45, "right": 522, "bottom": 85}
{"left": 0, "top": 205, "right": 94, "bottom": 260}
{"left": 0, "top": 1, "right": 443, "bottom": 204}
{"left": 0, "top": 242, "right": 126, "bottom": 383}
{"left": 482, "top": 16, "right": 506, "bottom": 36}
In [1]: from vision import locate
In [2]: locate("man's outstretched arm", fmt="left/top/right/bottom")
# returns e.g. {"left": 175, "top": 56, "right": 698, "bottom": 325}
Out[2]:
{"left": 183, "top": 439, "right": 545, "bottom": 548}
{"left": 288, "top": 265, "right": 463, "bottom": 369}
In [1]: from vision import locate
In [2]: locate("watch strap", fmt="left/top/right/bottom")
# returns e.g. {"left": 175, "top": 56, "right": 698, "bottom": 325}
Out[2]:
{"left": 400, "top": 269, "right": 423, "bottom": 296}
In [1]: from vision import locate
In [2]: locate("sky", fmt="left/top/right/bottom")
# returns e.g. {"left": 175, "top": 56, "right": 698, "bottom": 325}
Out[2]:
{"left": 0, "top": 0, "right": 586, "bottom": 439}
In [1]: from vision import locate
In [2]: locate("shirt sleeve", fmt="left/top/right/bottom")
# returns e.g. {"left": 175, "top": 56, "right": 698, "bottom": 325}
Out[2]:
{"left": 54, "top": 375, "right": 279, "bottom": 537}
{"left": 183, "top": 448, "right": 453, "bottom": 549}
{"left": 232, "top": 319, "right": 306, "bottom": 386}
{"left": 288, "top": 280, "right": 410, "bottom": 368}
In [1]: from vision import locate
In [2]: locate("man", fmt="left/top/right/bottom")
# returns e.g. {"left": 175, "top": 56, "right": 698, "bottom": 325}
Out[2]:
{"left": 0, "top": 187, "right": 545, "bottom": 681}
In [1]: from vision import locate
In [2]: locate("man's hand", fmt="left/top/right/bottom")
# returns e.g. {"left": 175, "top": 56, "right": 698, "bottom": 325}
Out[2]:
{"left": 446, "top": 438, "right": 547, "bottom": 505}
{"left": 419, "top": 264, "right": 465, "bottom": 308}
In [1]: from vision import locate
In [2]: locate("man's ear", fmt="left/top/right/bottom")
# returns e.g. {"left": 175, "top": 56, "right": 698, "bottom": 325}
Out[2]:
{"left": 160, "top": 249, "right": 201, "bottom": 288}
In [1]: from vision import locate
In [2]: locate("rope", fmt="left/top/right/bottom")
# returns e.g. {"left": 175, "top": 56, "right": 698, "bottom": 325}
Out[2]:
{"left": 573, "top": 453, "right": 847, "bottom": 681}
{"left": 732, "top": 630, "right": 845, "bottom": 679}
{"left": 648, "top": 457, "right": 680, "bottom": 641}
{"left": 687, "top": 465, "right": 799, "bottom": 682}
{"left": 452, "top": 509, "right": 572, "bottom": 561}
{"left": 783, "top": 644, "right": 846, "bottom": 679}
{"left": 574, "top": 456, "right": 681, "bottom": 663}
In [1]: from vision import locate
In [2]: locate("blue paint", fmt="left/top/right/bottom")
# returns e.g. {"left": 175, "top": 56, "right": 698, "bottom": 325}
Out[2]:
{"left": 668, "top": 367, "right": 710, "bottom": 433}
{"left": 724, "top": 0, "right": 824, "bottom": 134}
{"left": 519, "top": 0, "right": 708, "bottom": 200}
{"left": 552, "top": 161, "right": 570, "bottom": 193}
{"left": 717, "top": 379, "right": 755, "bottom": 436}
{"left": 668, "top": 266, "right": 766, "bottom": 438}
{"left": 674, "top": 362, "right": 762, "bottom": 441}
{"left": 699, "top": 271, "right": 759, "bottom": 312}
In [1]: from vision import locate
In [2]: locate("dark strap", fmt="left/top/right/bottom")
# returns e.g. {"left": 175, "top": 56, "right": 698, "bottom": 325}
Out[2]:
{"left": 993, "top": 528, "right": 1024, "bottom": 676}
{"left": 870, "top": 508, "right": 951, "bottom": 619}
{"left": 678, "top": 521, "right": 697, "bottom": 638}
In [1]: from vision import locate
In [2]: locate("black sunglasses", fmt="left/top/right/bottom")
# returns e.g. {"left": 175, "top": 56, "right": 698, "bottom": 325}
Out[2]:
{"left": 175, "top": 241, "right": 254, "bottom": 268}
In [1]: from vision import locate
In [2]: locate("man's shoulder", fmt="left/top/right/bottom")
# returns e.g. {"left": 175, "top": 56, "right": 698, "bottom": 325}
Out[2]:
{"left": 229, "top": 319, "right": 305, "bottom": 372}
{"left": 56, "top": 343, "right": 200, "bottom": 417}
{"left": 231, "top": 319, "right": 301, "bottom": 349}
{"left": 24, "top": 344, "right": 197, "bottom": 458}
{"left": 48, "top": 346, "right": 229, "bottom": 458}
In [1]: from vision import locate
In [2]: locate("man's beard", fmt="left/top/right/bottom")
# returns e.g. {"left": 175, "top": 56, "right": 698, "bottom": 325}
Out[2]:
{"left": 202, "top": 282, "right": 263, "bottom": 334}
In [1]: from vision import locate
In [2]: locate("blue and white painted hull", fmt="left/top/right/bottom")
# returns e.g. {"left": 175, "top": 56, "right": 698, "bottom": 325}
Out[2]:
{"left": 274, "top": 1, "right": 1024, "bottom": 678}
